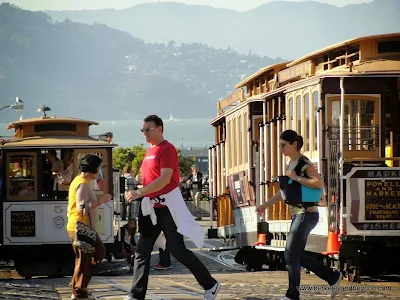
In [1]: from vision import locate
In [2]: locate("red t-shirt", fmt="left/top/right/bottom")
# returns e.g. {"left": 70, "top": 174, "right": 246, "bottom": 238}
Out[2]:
{"left": 141, "top": 140, "right": 180, "bottom": 205}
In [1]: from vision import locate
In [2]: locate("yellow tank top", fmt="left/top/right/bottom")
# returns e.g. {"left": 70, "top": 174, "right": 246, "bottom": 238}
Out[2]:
{"left": 66, "top": 175, "right": 90, "bottom": 231}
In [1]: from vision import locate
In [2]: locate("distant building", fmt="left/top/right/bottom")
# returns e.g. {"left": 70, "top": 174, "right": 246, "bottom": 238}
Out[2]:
{"left": 180, "top": 148, "right": 209, "bottom": 174}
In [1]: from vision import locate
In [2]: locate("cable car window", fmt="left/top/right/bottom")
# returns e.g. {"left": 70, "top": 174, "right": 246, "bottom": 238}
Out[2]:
{"left": 313, "top": 91, "right": 319, "bottom": 151}
{"left": 378, "top": 40, "right": 400, "bottom": 54}
{"left": 34, "top": 123, "right": 77, "bottom": 132}
{"left": 331, "top": 100, "right": 376, "bottom": 150}
{"left": 41, "top": 149, "right": 73, "bottom": 200}
{"left": 8, "top": 154, "right": 35, "bottom": 197}
{"left": 296, "top": 95, "right": 301, "bottom": 134}
{"left": 288, "top": 97, "right": 294, "bottom": 129}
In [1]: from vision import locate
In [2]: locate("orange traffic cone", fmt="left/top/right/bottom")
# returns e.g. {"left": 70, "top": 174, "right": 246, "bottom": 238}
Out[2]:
{"left": 321, "top": 231, "right": 341, "bottom": 255}
{"left": 254, "top": 233, "right": 266, "bottom": 246}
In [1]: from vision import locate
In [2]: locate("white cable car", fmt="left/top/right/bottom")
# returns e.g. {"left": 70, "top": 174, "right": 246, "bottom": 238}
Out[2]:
{"left": 0, "top": 111, "right": 119, "bottom": 278}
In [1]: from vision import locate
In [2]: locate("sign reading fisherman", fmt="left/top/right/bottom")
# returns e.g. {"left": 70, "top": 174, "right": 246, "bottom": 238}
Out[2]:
{"left": 365, "top": 180, "right": 400, "bottom": 220}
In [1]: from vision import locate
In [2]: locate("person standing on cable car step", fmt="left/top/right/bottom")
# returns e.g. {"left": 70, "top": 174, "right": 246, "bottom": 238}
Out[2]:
{"left": 54, "top": 149, "right": 73, "bottom": 199}
{"left": 256, "top": 130, "right": 343, "bottom": 300}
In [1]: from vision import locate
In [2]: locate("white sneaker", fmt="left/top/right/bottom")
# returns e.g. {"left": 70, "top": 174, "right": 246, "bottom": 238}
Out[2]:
{"left": 123, "top": 296, "right": 139, "bottom": 300}
{"left": 203, "top": 282, "right": 221, "bottom": 300}
{"left": 331, "top": 271, "right": 343, "bottom": 299}
{"left": 279, "top": 297, "right": 293, "bottom": 300}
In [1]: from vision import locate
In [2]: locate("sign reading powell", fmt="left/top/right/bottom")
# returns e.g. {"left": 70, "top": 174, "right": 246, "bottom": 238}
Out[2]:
{"left": 365, "top": 180, "right": 400, "bottom": 220}
{"left": 11, "top": 211, "right": 35, "bottom": 237}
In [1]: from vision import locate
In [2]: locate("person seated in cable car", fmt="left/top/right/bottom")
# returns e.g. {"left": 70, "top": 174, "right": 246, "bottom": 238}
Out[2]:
{"left": 12, "top": 161, "right": 23, "bottom": 178}
{"left": 53, "top": 149, "right": 73, "bottom": 199}
{"left": 43, "top": 149, "right": 63, "bottom": 199}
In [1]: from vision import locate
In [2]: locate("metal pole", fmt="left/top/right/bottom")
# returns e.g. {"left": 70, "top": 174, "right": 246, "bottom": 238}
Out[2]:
{"left": 225, "top": 125, "right": 229, "bottom": 189}
{"left": 219, "top": 141, "right": 225, "bottom": 227}
{"left": 259, "top": 124, "right": 264, "bottom": 222}
{"left": 259, "top": 124, "right": 264, "bottom": 203}
{"left": 220, "top": 141, "right": 225, "bottom": 195}
{"left": 215, "top": 143, "right": 220, "bottom": 225}
{"left": 282, "top": 115, "right": 286, "bottom": 174}
{"left": 277, "top": 97, "right": 282, "bottom": 175}
{"left": 213, "top": 146, "right": 217, "bottom": 202}
{"left": 210, "top": 147, "right": 215, "bottom": 199}
{"left": 270, "top": 119, "right": 275, "bottom": 183}
{"left": 317, "top": 83, "right": 322, "bottom": 173}
{"left": 247, "top": 109, "right": 252, "bottom": 182}
{"left": 216, "top": 143, "right": 220, "bottom": 196}
{"left": 339, "top": 77, "right": 345, "bottom": 236}
{"left": 0, "top": 105, "right": 11, "bottom": 111}
{"left": 263, "top": 101, "right": 267, "bottom": 182}
{"left": 208, "top": 147, "right": 212, "bottom": 196}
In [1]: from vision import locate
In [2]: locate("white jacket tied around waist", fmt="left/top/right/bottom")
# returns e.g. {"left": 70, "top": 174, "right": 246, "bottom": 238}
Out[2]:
{"left": 141, "top": 187, "right": 206, "bottom": 249}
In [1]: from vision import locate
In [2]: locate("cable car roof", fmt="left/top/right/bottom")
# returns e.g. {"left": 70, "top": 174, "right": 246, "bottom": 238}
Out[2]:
{"left": 0, "top": 135, "right": 116, "bottom": 149}
{"left": 6, "top": 116, "right": 99, "bottom": 130}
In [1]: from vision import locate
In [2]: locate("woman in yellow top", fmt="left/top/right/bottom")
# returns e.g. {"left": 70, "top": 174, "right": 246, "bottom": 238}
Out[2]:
{"left": 67, "top": 154, "right": 112, "bottom": 299}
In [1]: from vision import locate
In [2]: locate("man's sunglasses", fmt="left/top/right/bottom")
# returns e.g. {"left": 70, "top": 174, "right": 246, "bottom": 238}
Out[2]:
{"left": 141, "top": 127, "right": 158, "bottom": 133}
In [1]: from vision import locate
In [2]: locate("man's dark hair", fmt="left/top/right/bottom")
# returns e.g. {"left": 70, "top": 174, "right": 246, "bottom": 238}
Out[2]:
{"left": 144, "top": 114, "right": 163, "bottom": 131}
{"left": 61, "top": 148, "right": 73, "bottom": 159}
{"left": 47, "top": 149, "right": 57, "bottom": 157}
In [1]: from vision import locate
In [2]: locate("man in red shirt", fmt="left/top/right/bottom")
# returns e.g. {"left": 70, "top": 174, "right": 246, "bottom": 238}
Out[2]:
{"left": 124, "top": 115, "right": 221, "bottom": 300}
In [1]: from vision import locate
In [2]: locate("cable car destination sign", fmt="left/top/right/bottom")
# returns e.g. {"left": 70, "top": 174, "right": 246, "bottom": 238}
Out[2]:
{"left": 348, "top": 169, "right": 400, "bottom": 230}
{"left": 365, "top": 180, "right": 400, "bottom": 220}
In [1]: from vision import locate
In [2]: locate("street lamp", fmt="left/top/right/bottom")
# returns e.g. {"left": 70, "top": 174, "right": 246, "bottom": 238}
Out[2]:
{"left": 0, "top": 103, "right": 24, "bottom": 111}
{"left": 0, "top": 96, "right": 24, "bottom": 112}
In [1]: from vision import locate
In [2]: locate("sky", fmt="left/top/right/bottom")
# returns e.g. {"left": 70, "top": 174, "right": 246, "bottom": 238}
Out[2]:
{"left": 1, "top": 0, "right": 373, "bottom": 12}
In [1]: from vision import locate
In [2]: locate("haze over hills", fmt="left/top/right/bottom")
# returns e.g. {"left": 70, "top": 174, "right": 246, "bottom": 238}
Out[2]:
{"left": 0, "top": 3, "right": 277, "bottom": 124}
{"left": 43, "top": 0, "right": 400, "bottom": 59}
{"left": 2, "top": 0, "right": 375, "bottom": 12}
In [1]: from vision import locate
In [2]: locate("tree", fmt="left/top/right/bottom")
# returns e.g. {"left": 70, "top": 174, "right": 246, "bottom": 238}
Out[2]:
{"left": 131, "top": 145, "right": 146, "bottom": 175}
{"left": 112, "top": 145, "right": 146, "bottom": 175}
{"left": 112, "top": 147, "right": 136, "bottom": 171}
{"left": 177, "top": 148, "right": 196, "bottom": 175}
{"left": 113, "top": 146, "right": 195, "bottom": 176}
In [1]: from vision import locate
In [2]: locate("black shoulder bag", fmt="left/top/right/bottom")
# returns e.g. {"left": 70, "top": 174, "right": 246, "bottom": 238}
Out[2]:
{"left": 73, "top": 206, "right": 97, "bottom": 253}
{"left": 278, "top": 157, "right": 323, "bottom": 206}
